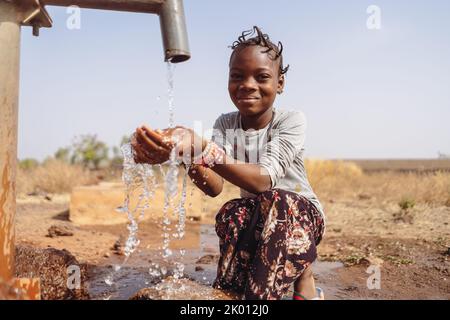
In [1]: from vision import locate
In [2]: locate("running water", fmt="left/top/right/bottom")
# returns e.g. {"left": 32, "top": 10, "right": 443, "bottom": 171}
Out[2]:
{"left": 167, "top": 61, "right": 175, "bottom": 129}
{"left": 104, "top": 62, "right": 190, "bottom": 293}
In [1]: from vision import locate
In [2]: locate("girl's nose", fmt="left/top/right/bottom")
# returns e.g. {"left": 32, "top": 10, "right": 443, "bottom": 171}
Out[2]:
{"left": 239, "top": 77, "right": 258, "bottom": 91}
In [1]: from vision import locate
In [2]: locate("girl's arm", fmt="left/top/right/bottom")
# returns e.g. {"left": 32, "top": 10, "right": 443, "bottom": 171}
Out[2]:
{"left": 187, "top": 153, "right": 271, "bottom": 197}
{"left": 187, "top": 164, "right": 223, "bottom": 197}
{"left": 211, "top": 155, "right": 271, "bottom": 194}
{"left": 132, "top": 126, "right": 272, "bottom": 197}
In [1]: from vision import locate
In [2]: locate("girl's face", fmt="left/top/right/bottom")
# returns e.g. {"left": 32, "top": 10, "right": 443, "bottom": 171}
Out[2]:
{"left": 228, "top": 45, "right": 285, "bottom": 118}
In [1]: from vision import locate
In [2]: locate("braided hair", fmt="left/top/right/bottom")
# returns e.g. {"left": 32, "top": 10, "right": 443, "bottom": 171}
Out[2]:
{"left": 229, "top": 26, "right": 289, "bottom": 76}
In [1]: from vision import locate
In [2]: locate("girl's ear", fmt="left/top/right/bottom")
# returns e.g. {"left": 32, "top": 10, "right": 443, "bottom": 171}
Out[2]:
{"left": 277, "top": 74, "right": 285, "bottom": 94}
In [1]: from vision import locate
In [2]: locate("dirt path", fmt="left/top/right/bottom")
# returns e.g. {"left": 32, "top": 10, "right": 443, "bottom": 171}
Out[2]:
{"left": 14, "top": 194, "right": 450, "bottom": 300}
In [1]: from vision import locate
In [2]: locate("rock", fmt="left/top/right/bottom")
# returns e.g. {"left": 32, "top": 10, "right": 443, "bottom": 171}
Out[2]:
{"left": 104, "top": 252, "right": 110, "bottom": 258}
{"left": 111, "top": 236, "right": 125, "bottom": 256}
{"left": 343, "top": 286, "right": 358, "bottom": 292}
{"left": 196, "top": 254, "right": 219, "bottom": 265}
{"left": 70, "top": 182, "right": 203, "bottom": 225}
{"left": 359, "top": 256, "right": 384, "bottom": 266}
{"left": 358, "top": 194, "right": 371, "bottom": 200}
{"left": 129, "top": 287, "right": 161, "bottom": 300}
{"left": 129, "top": 277, "right": 233, "bottom": 300}
{"left": 47, "top": 225, "right": 74, "bottom": 238}
{"left": 14, "top": 245, "right": 89, "bottom": 300}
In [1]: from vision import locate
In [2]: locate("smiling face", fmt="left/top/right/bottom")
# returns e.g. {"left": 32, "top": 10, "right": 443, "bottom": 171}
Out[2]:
{"left": 228, "top": 45, "right": 285, "bottom": 118}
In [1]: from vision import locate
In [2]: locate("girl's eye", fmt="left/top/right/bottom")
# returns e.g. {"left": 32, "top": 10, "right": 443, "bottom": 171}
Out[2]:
{"left": 230, "top": 73, "right": 242, "bottom": 80}
{"left": 258, "top": 74, "right": 271, "bottom": 81}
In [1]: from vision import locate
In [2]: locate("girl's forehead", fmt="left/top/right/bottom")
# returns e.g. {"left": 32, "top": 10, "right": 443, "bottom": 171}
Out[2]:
{"left": 230, "top": 45, "right": 278, "bottom": 70}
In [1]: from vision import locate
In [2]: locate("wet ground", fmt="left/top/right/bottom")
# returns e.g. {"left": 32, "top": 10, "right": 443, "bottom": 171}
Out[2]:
{"left": 13, "top": 195, "right": 450, "bottom": 300}
{"left": 86, "top": 224, "right": 344, "bottom": 300}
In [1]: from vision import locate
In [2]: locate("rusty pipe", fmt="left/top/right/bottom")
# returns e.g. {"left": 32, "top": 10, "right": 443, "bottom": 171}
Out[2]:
{"left": 0, "top": 0, "right": 21, "bottom": 283}
{"left": 42, "top": 0, "right": 190, "bottom": 63}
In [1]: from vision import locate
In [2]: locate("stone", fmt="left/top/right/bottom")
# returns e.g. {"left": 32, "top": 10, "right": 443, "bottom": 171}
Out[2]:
{"left": 14, "top": 245, "right": 89, "bottom": 300}
{"left": 359, "top": 256, "right": 384, "bottom": 266}
{"left": 47, "top": 225, "right": 74, "bottom": 238}
{"left": 129, "top": 277, "right": 233, "bottom": 300}
{"left": 196, "top": 254, "right": 219, "bottom": 265}
{"left": 69, "top": 182, "right": 204, "bottom": 225}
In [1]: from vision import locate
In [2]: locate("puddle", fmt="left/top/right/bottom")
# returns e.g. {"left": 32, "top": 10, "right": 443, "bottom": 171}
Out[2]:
{"left": 86, "top": 224, "right": 343, "bottom": 300}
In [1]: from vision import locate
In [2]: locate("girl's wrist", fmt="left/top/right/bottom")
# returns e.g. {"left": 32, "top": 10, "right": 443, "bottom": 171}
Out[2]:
{"left": 192, "top": 140, "right": 225, "bottom": 168}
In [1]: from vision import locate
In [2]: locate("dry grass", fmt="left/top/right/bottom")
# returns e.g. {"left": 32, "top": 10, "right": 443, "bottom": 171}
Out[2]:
{"left": 16, "top": 159, "right": 97, "bottom": 195}
{"left": 304, "top": 159, "right": 450, "bottom": 205}
{"left": 16, "top": 158, "right": 450, "bottom": 206}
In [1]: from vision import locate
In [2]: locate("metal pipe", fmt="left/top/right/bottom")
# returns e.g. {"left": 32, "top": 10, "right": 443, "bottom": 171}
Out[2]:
{"left": 0, "top": 0, "right": 21, "bottom": 283}
{"left": 159, "top": 0, "right": 190, "bottom": 62}
{"left": 43, "top": 0, "right": 164, "bottom": 14}
{"left": 43, "top": 0, "right": 191, "bottom": 63}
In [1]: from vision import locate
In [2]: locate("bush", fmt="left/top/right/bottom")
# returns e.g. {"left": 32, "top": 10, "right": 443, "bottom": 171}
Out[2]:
{"left": 398, "top": 198, "right": 416, "bottom": 211}
{"left": 16, "top": 159, "right": 97, "bottom": 194}
{"left": 18, "top": 158, "right": 39, "bottom": 170}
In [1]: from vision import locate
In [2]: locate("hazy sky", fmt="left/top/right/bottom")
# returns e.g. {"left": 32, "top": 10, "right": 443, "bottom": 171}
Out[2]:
{"left": 18, "top": 0, "right": 450, "bottom": 161}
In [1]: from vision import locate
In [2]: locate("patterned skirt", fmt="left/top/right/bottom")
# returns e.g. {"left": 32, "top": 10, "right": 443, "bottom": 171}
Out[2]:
{"left": 213, "top": 188, "right": 325, "bottom": 300}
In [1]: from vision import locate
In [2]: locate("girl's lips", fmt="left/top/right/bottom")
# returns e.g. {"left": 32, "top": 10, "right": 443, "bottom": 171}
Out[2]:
{"left": 237, "top": 97, "right": 260, "bottom": 102}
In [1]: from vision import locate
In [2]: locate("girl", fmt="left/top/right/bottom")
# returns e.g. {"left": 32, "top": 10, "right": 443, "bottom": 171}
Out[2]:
{"left": 132, "top": 26, "right": 325, "bottom": 300}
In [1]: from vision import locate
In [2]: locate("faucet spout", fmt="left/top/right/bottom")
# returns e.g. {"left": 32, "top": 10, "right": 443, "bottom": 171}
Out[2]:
{"left": 159, "top": 0, "right": 190, "bottom": 63}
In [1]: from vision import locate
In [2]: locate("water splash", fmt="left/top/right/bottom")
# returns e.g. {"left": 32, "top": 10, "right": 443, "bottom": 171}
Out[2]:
{"left": 105, "top": 61, "right": 190, "bottom": 293}
{"left": 104, "top": 143, "right": 157, "bottom": 286}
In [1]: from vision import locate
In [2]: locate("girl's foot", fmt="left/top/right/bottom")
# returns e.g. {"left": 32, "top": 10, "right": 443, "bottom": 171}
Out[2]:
{"left": 293, "top": 287, "right": 324, "bottom": 300}
{"left": 294, "top": 265, "right": 315, "bottom": 298}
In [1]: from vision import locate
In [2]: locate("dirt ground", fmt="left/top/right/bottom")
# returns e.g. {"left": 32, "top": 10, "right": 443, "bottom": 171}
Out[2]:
{"left": 13, "top": 187, "right": 450, "bottom": 300}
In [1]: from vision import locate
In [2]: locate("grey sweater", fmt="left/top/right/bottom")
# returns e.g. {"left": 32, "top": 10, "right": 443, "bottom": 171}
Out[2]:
{"left": 211, "top": 108, "right": 324, "bottom": 217}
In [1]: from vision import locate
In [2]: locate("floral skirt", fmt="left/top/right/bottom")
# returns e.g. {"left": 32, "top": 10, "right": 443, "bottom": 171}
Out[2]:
{"left": 213, "top": 188, "right": 325, "bottom": 300}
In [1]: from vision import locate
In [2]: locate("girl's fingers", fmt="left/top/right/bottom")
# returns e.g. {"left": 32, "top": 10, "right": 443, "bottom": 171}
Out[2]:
{"left": 142, "top": 126, "right": 173, "bottom": 150}
{"left": 132, "top": 139, "right": 158, "bottom": 163}
{"left": 136, "top": 127, "right": 163, "bottom": 152}
{"left": 132, "top": 136, "right": 171, "bottom": 165}
{"left": 134, "top": 152, "right": 148, "bottom": 164}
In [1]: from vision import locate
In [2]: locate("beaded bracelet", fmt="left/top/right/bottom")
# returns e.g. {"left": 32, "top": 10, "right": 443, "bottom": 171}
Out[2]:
{"left": 191, "top": 140, "right": 225, "bottom": 168}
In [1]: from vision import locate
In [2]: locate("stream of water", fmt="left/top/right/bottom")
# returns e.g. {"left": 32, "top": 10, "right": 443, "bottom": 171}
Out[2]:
{"left": 104, "top": 62, "right": 190, "bottom": 292}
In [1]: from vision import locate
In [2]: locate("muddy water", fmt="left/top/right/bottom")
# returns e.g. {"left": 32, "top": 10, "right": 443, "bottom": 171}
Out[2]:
{"left": 86, "top": 224, "right": 343, "bottom": 300}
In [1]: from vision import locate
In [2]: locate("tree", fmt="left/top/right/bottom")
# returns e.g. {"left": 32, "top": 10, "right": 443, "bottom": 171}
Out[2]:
{"left": 54, "top": 147, "right": 71, "bottom": 163}
{"left": 18, "top": 158, "right": 39, "bottom": 170}
{"left": 70, "top": 134, "right": 109, "bottom": 170}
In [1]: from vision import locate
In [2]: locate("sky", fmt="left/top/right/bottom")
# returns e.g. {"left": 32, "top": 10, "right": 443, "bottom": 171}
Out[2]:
{"left": 18, "top": 0, "right": 450, "bottom": 161}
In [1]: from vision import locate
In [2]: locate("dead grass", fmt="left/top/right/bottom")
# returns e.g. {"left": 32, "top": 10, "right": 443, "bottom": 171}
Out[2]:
{"left": 16, "top": 159, "right": 97, "bottom": 195}
{"left": 305, "top": 159, "right": 450, "bottom": 205}
{"left": 16, "top": 159, "right": 450, "bottom": 206}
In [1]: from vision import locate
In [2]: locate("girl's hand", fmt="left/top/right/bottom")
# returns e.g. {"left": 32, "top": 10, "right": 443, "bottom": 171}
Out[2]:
{"left": 131, "top": 126, "right": 174, "bottom": 164}
{"left": 169, "top": 127, "right": 206, "bottom": 162}
{"left": 131, "top": 125, "right": 206, "bottom": 165}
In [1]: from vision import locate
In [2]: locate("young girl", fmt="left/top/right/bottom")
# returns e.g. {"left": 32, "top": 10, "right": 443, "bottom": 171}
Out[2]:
{"left": 132, "top": 26, "right": 326, "bottom": 300}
